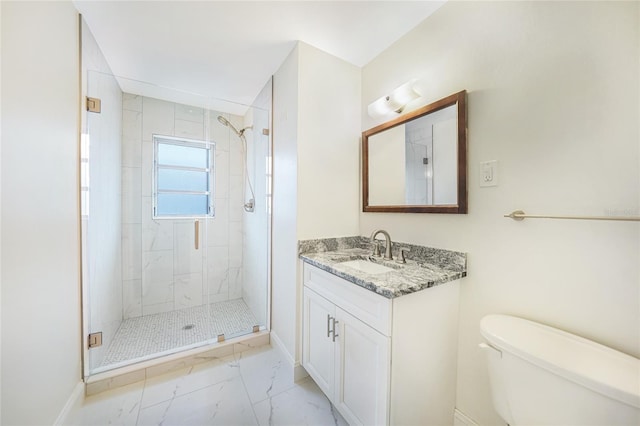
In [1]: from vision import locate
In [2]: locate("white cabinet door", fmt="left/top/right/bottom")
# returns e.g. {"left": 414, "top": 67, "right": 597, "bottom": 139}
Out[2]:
{"left": 303, "top": 287, "right": 336, "bottom": 399}
{"left": 334, "top": 306, "right": 391, "bottom": 426}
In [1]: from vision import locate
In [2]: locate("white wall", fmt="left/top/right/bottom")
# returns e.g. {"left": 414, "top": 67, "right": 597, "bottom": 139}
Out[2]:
{"left": 272, "top": 46, "right": 300, "bottom": 359}
{"left": 1, "top": 2, "right": 82, "bottom": 424}
{"left": 81, "top": 21, "right": 123, "bottom": 371}
{"left": 272, "top": 42, "right": 361, "bottom": 365}
{"left": 297, "top": 43, "right": 361, "bottom": 240}
{"left": 361, "top": 2, "right": 639, "bottom": 425}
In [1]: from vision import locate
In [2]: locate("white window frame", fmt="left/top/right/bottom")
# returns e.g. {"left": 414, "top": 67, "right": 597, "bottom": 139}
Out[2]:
{"left": 152, "top": 134, "right": 215, "bottom": 219}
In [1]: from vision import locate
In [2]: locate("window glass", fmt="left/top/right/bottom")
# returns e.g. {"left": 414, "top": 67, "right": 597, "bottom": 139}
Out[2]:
{"left": 157, "top": 143, "right": 208, "bottom": 168}
{"left": 153, "top": 136, "right": 213, "bottom": 217}
{"left": 157, "top": 169, "right": 209, "bottom": 192}
{"left": 156, "top": 193, "right": 209, "bottom": 216}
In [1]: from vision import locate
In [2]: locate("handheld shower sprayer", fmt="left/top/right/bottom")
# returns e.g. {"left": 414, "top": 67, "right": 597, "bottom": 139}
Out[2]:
{"left": 217, "top": 115, "right": 253, "bottom": 137}
{"left": 217, "top": 115, "right": 256, "bottom": 213}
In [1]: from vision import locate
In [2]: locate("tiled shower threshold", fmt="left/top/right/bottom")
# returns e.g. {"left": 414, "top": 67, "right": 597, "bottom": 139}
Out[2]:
{"left": 85, "top": 330, "right": 270, "bottom": 396}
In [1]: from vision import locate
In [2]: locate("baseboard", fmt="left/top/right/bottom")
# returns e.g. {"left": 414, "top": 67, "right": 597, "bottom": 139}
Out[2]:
{"left": 454, "top": 408, "right": 479, "bottom": 426}
{"left": 269, "top": 330, "right": 293, "bottom": 364}
{"left": 53, "top": 381, "right": 84, "bottom": 425}
{"left": 293, "top": 361, "right": 309, "bottom": 381}
{"left": 270, "top": 330, "right": 309, "bottom": 382}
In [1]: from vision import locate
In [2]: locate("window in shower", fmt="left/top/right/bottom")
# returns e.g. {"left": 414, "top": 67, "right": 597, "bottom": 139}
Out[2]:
{"left": 153, "top": 135, "right": 214, "bottom": 218}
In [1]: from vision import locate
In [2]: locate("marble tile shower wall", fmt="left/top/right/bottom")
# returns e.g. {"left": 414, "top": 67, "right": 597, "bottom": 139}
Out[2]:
{"left": 121, "top": 94, "right": 245, "bottom": 318}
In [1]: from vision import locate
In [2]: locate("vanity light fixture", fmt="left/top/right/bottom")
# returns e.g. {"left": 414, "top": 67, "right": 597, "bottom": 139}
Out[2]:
{"left": 367, "top": 79, "right": 421, "bottom": 118}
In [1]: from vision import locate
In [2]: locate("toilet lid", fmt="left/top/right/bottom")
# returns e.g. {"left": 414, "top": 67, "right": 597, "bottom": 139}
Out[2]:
{"left": 480, "top": 314, "right": 640, "bottom": 409}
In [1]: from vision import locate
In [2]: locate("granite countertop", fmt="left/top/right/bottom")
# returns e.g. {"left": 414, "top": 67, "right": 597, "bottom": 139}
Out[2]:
{"left": 299, "top": 236, "right": 467, "bottom": 299}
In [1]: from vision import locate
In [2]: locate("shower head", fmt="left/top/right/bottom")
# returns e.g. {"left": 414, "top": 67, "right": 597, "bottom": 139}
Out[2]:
{"left": 217, "top": 115, "right": 240, "bottom": 136}
{"left": 217, "top": 115, "right": 252, "bottom": 137}
{"left": 217, "top": 115, "right": 231, "bottom": 127}
{"left": 216, "top": 115, "right": 256, "bottom": 213}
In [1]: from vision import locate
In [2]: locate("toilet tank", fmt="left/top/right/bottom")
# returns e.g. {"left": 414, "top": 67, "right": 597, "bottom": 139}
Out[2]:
{"left": 480, "top": 314, "right": 640, "bottom": 426}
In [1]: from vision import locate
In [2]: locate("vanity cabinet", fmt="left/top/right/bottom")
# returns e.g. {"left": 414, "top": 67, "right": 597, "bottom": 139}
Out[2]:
{"left": 302, "top": 262, "right": 460, "bottom": 426}
{"left": 303, "top": 287, "right": 336, "bottom": 396}
{"left": 304, "top": 286, "right": 391, "bottom": 426}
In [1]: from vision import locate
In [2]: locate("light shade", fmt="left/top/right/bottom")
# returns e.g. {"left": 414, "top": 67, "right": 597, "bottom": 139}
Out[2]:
{"left": 367, "top": 79, "right": 421, "bottom": 117}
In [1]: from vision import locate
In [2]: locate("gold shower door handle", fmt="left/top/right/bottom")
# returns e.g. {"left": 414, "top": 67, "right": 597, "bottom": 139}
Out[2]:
{"left": 194, "top": 220, "right": 200, "bottom": 250}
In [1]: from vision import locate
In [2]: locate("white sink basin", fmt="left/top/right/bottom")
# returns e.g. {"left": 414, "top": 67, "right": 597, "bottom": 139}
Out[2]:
{"left": 338, "top": 259, "right": 394, "bottom": 274}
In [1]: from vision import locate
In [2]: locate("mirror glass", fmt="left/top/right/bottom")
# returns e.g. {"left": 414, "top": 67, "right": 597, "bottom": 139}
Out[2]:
{"left": 363, "top": 90, "right": 467, "bottom": 213}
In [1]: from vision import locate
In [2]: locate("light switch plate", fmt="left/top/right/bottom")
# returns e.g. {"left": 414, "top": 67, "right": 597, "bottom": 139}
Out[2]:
{"left": 480, "top": 160, "right": 498, "bottom": 187}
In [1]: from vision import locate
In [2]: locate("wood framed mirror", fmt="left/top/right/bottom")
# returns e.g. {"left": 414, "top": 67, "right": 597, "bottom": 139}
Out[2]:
{"left": 362, "top": 90, "right": 467, "bottom": 213}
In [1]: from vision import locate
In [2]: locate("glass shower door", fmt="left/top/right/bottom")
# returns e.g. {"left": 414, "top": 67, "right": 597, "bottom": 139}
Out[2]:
{"left": 82, "top": 69, "right": 271, "bottom": 376}
{"left": 203, "top": 104, "right": 270, "bottom": 342}
{"left": 114, "top": 93, "right": 215, "bottom": 366}
{"left": 82, "top": 69, "right": 125, "bottom": 374}
{"left": 239, "top": 104, "right": 271, "bottom": 334}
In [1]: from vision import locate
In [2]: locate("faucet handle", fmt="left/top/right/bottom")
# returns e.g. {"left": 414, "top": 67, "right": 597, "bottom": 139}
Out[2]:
{"left": 395, "top": 248, "right": 409, "bottom": 264}
{"left": 372, "top": 241, "right": 382, "bottom": 257}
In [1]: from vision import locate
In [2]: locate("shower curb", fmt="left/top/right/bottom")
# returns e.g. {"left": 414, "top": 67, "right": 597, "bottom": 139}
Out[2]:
{"left": 84, "top": 331, "right": 270, "bottom": 396}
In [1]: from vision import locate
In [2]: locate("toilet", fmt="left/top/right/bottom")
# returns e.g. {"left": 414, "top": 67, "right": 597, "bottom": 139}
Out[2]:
{"left": 480, "top": 314, "right": 640, "bottom": 426}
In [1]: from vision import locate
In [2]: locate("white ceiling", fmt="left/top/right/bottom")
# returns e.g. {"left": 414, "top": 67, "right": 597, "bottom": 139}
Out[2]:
{"left": 74, "top": 1, "right": 445, "bottom": 114}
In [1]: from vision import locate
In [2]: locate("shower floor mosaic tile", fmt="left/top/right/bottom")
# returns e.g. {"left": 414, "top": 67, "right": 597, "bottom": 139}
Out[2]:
{"left": 101, "top": 299, "right": 258, "bottom": 367}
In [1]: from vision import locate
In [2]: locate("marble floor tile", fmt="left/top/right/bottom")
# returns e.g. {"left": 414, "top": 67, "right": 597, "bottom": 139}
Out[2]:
{"left": 137, "top": 376, "right": 257, "bottom": 426}
{"left": 253, "top": 376, "right": 347, "bottom": 426}
{"left": 67, "top": 381, "right": 144, "bottom": 426}
{"left": 140, "top": 354, "right": 240, "bottom": 409}
{"left": 70, "top": 344, "right": 344, "bottom": 426}
{"left": 235, "top": 344, "right": 296, "bottom": 404}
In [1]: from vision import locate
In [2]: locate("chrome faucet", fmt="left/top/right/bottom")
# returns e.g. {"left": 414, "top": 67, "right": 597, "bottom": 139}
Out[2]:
{"left": 370, "top": 229, "right": 393, "bottom": 260}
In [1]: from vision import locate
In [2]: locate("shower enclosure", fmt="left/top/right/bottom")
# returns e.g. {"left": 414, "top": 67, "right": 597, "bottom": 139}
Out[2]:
{"left": 81, "top": 68, "right": 271, "bottom": 376}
